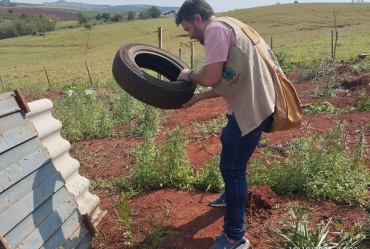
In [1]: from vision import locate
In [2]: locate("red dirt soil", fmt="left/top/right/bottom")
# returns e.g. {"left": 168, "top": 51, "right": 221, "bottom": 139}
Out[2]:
{"left": 28, "top": 59, "right": 370, "bottom": 249}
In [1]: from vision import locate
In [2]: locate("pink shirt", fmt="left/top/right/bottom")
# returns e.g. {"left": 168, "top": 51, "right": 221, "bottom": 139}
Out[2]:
{"left": 204, "top": 21, "right": 236, "bottom": 114}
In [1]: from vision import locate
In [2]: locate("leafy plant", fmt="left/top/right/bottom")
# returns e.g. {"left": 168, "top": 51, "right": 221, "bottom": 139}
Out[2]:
{"left": 63, "top": 84, "right": 97, "bottom": 99}
{"left": 109, "top": 81, "right": 161, "bottom": 135}
{"left": 191, "top": 114, "right": 226, "bottom": 139}
{"left": 302, "top": 56, "right": 331, "bottom": 81}
{"left": 265, "top": 207, "right": 366, "bottom": 248}
{"left": 248, "top": 124, "right": 370, "bottom": 204}
{"left": 89, "top": 175, "right": 135, "bottom": 194}
{"left": 139, "top": 210, "right": 177, "bottom": 249}
{"left": 52, "top": 93, "right": 114, "bottom": 141}
{"left": 116, "top": 191, "right": 138, "bottom": 246}
{"left": 303, "top": 101, "right": 341, "bottom": 114}
{"left": 275, "top": 50, "right": 293, "bottom": 72}
{"left": 195, "top": 155, "right": 224, "bottom": 192}
{"left": 350, "top": 59, "right": 370, "bottom": 73}
{"left": 132, "top": 126, "right": 195, "bottom": 190}
{"left": 356, "top": 87, "right": 370, "bottom": 111}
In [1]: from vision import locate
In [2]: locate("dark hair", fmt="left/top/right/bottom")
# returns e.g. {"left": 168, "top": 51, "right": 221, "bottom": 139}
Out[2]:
{"left": 175, "top": 0, "right": 215, "bottom": 26}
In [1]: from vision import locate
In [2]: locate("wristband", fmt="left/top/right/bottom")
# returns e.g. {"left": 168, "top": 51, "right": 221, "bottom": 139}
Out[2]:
{"left": 187, "top": 70, "right": 194, "bottom": 81}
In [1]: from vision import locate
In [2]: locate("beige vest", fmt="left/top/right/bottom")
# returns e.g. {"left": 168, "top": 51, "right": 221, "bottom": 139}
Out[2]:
{"left": 213, "top": 17, "right": 277, "bottom": 136}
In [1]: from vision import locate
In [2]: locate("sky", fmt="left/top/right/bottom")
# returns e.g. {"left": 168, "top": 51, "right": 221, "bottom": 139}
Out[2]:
{"left": 13, "top": 0, "right": 359, "bottom": 12}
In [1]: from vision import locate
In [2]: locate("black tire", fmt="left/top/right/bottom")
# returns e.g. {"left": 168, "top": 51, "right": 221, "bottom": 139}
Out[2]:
{"left": 112, "top": 43, "right": 197, "bottom": 109}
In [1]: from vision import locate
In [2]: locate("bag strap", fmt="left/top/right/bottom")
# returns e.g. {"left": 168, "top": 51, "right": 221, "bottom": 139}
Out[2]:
{"left": 224, "top": 17, "right": 279, "bottom": 79}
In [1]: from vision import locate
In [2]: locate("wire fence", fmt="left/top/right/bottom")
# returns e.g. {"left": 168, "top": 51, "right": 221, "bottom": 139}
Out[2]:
{"left": 0, "top": 30, "right": 204, "bottom": 96}
{"left": 0, "top": 61, "right": 104, "bottom": 95}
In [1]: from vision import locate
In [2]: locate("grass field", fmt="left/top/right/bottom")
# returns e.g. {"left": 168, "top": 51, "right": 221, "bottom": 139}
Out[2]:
{"left": 0, "top": 3, "right": 369, "bottom": 92}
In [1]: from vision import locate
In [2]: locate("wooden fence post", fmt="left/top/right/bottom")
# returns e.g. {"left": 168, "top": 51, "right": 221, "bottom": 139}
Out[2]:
{"left": 44, "top": 66, "right": 51, "bottom": 89}
{"left": 158, "top": 27, "right": 163, "bottom": 49}
{"left": 271, "top": 37, "right": 273, "bottom": 51}
{"left": 85, "top": 61, "right": 93, "bottom": 85}
{"left": 158, "top": 27, "right": 163, "bottom": 80}
{"left": 333, "top": 11, "right": 338, "bottom": 61}
{"left": 331, "top": 30, "right": 334, "bottom": 60}
{"left": 190, "top": 41, "right": 194, "bottom": 70}
{"left": 0, "top": 73, "right": 5, "bottom": 91}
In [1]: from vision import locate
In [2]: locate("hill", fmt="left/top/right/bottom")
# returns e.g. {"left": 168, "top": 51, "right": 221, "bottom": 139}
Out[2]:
{"left": 42, "top": 1, "right": 179, "bottom": 14}
{"left": 0, "top": 6, "right": 78, "bottom": 20}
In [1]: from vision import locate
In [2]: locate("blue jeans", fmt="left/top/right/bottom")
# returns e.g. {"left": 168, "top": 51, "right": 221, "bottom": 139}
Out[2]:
{"left": 220, "top": 113, "right": 273, "bottom": 240}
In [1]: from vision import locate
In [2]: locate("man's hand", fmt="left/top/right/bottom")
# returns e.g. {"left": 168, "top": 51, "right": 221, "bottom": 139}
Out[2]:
{"left": 177, "top": 62, "right": 224, "bottom": 87}
{"left": 182, "top": 88, "right": 221, "bottom": 109}
{"left": 178, "top": 69, "right": 192, "bottom": 82}
{"left": 182, "top": 93, "right": 201, "bottom": 109}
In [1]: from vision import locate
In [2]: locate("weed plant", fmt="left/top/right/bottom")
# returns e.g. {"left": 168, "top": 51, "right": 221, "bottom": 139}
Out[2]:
{"left": 132, "top": 127, "right": 195, "bottom": 190}
{"left": 266, "top": 207, "right": 367, "bottom": 248}
{"left": 356, "top": 88, "right": 370, "bottom": 111}
{"left": 274, "top": 51, "right": 294, "bottom": 72}
{"left": 89, "top": 176, "right": 134, "bottom": 193}
{"left": 351, "top": 58, "right": 370, "bottom": 73}
{"left": 116, "top": 191, "right": 137, "bottom": 246}
{"left": 107, "top": 80, "right": 161, "bottom": 135}
{"left": 191, "top": 114, "right": 227, "bottom": 139}
{"left": 52, "top": 87, "right": 114, "bottom": 141}
{"left": 195, "top": 155, "right": 224, "bottom": 192}
{"left": 139, "top": 211, "right": 175, "bottom": 249}
{"left": 248, "top": 123, "right": 369, "bottom": 204}
{"left": 302, "top": 56, "right": 331, "bottom": 81}
{"left": 303, "top": 101, "right": 342, "bottom": 115}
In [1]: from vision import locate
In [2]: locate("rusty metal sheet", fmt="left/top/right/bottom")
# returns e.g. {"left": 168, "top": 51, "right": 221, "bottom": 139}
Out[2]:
{"left": 0, "top": 92, "right": 21, "bottom": 117}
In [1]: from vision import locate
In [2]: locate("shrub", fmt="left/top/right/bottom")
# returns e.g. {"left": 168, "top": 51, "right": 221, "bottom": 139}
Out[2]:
{"left": 52, "top": 86, "right": 114, "bottom": 141}
{"left": 249, "top": 124, "right": 369, "bottom": 204}
{"left": 132, "top": 127, "right": 195, "bottom": 190}
{"left": 195, "top": 155, "right": 224, "bottom": 192}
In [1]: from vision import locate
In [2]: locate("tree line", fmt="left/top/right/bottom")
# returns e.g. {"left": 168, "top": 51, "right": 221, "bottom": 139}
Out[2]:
{"left": 0, "top": 13, "right": 57, "bottom": 39}
{"left": 0, "top": 5, "right": 163, "bottom": 39}
{"left": 77, "top": 6, "right": 163, "bottom": 29}
{"left": 95, "top": 6, "right": 162, "bottom": 22}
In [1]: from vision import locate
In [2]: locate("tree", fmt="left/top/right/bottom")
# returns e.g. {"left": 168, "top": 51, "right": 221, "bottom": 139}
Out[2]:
{"left": 84, "top": 23, "right": 92, "bottom": 29}
{"left": 127, "top": 11, "right": 136, "bottom": 20}
{"left": 102, "top": 12, "right": 110, "bottom": 21}
{"left": 139, "top": 11, "right": 148, "bottom": 20}
{"left": 8, "top": 9, "right": 13, "bottom": 13}
{"left": 96, "top": 13, "right": 102, "bottom": 20}
{"left": 147, "top": 6, "right": 161, "bottom": 18}
{"left": 76, "top": 12, "right": 88, "bottom": 25}
{"left": 16, "top": 20, "right": 25, "bottom": 36}
{"left": 110, "top": 14, "right": 123, "bottom": 22}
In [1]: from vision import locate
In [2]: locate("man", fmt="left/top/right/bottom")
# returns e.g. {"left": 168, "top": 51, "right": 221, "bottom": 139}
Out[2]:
{"left": 176, "top": 0, "right": 279, "bottom": 248}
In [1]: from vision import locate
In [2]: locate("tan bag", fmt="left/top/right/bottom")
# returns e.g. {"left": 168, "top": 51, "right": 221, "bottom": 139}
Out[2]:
{"left": 225, "top": 17, "right": 302, "bottom": 133}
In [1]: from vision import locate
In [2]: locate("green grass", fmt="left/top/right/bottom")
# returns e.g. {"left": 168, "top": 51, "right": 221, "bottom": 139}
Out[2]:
{"left": 1, "top": 3, "right": 369, "bottom": 92}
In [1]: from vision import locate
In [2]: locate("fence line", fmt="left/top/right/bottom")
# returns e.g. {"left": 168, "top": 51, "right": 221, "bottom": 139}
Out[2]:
{"left": 0, "top": 73, "right": 5, "bottom": 91}
{"left": 1, "top": 27, "right": 201, "bottom": 95}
